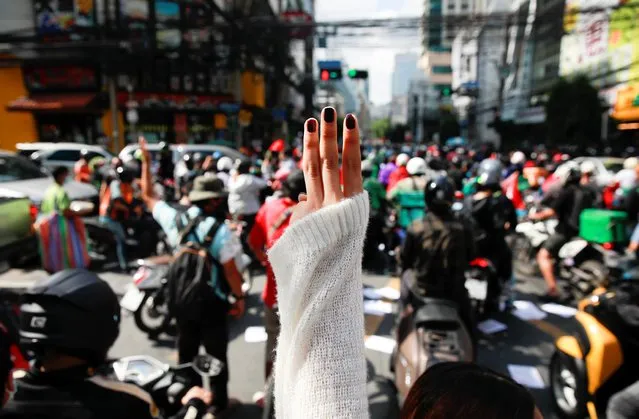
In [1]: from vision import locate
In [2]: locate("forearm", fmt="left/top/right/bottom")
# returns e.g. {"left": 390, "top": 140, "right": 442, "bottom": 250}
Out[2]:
{"left": 268, "top": 193, "right": 370, "bottom": 419}
{"left": 141, "top": 154, "right": 158, "bottom": 210}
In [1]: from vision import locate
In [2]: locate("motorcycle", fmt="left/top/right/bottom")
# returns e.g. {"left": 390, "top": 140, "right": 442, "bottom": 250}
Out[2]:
{"left": 0, "top": 290, "right": 29, "bottom": 373}
{"left": 84, "top": 213, "right": 170, "bottom": 269}
{"left": 550, "top": 257, "right": 639, "bottom": 418}
{"left": 393, "top": 285, "right": 474, "bottom": 403}
{"left": 512, "top": 216, "right": 558, "bottom": 277}
{"left": 464, "top": 257, "right": 499, "bottom": 319}
{"left": 121, "top": 252, "right": 254, "bottom": 338}
{"left": 556, "top": 239, "right": 612, "bottom": 302}
{"left": 110, "top": 353, "right": 223, "bottom": 417}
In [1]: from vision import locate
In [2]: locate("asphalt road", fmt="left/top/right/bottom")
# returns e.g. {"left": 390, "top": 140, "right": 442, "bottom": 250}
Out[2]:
{"left": 0, "top": 266, "right": 575, "bottom": 418}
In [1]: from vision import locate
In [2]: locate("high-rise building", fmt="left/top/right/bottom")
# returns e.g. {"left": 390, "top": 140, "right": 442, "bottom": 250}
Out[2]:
{"left": 530, "top": 0, "right": 566, "bottom": 97}
{"left": 392, "top": 53, "right": 419, "bottom": 98}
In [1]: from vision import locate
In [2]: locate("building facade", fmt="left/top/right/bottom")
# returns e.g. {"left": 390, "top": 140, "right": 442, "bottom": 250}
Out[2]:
{"left": 391, "top": 53, "right": 419, "bottom": 98}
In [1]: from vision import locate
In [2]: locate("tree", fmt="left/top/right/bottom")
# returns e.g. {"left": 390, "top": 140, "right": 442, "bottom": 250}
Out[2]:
{"left": 371, "top": 118, "right": 391, "bottom": 139}
{"left": 546, "top": 75, "right": 603, "bottom": 147}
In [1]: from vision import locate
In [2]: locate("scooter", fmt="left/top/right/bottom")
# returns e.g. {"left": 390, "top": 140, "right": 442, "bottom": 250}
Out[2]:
{"left": 512, "top": 216, "right": 558, "bottom": 277}
{"left": 110, "top": 353, "right": 223, "bottom": 417}
{"left": 556, "top": 239, "right": 614, "bottom": 302}
{"left": 393, "top": 271, "right": 474, "bottom": 403}
{"left": 550, "top": 258, "right": 639, "bottom": 418}
{"left": 465, "top": 257, "right": 499, "bottom": 319}
{"left": 121, "top": 252, "right": 254, "bottom": 339}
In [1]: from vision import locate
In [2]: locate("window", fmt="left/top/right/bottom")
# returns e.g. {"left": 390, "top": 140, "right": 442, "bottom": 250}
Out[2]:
{"left": 0, "top": 156, "right": 48, "bottom": 182}
{"left": 432, "top": 65, "right": 453, "bottom": 74}
{"left": 47, "top": 150, "right": 81, "bottom": 162}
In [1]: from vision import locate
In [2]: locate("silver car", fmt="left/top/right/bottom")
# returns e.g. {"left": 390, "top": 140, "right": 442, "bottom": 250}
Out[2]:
{"left": 0, "top": 150, "right": 98, "bottom": 208}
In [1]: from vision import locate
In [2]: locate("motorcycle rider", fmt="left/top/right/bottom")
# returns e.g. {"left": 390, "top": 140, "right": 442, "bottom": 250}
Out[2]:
{"left": 74, "top": 149, "right": 91, "bottom": 183}
{"left": 400, "top": 175, "right": 476, "bottom": 345}
{"left": 156, "top": 142, "right": 174, "bottom": 182}
{"left": 0, "top": 269, "right": 212, "bottom": 418}
{"left": 138, "top": 138, "right": 245, "bottom": 414}
{"left": 388, "top": 157, "right": 431, "bottom": 231}
{"left": 468, "top": 159, "right": 517, "bottom": 312}
{"left": 530, "top": 162, "right": 598, "bottom": 301}
{"left": 216, "top": 156, "right": 234, "bottom": 188}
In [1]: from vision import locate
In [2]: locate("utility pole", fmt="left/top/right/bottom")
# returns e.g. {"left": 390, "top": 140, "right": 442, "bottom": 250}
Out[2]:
{"left": 303, "top": 0, "right": 315, "bottom": 118}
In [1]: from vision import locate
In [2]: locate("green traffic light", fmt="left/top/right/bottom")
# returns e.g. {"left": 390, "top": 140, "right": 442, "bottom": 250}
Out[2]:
{"left": 442, "top": 88, "right": 451, "bottom": 96}
{"left": 330, "top": 71, "right": 338, "bottom": 78}
{"left": 348, "top": 69, "right": 357, "bottom": 78}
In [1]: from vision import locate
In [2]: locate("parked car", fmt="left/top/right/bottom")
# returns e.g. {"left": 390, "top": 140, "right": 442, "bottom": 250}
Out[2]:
{"left": 119, "top": 143, "right": 246, "bottom": 166}
{"left": 0, "top": 188, "right": 38, "bottom": 268}
{"left": 0, "top": 150, "right": 98, "bottom": 210}
{"left": 553, "top": 157, "right": 625, "bottom": 188}
{"left": 16, "top": 142, "right": 113, "bottom": 172}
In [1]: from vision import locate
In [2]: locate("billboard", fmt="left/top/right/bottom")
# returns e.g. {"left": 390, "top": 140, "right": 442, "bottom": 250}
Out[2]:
{"left": 559, "top": 0, "right": 639, "bottom": 113}
{"left": 34, "top": 0, "right": 95, "bottom": 34}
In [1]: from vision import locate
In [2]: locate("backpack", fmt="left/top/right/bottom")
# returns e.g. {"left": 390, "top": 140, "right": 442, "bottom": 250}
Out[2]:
{"left": 166, "top": 213, "right": 230, "bottom": 321}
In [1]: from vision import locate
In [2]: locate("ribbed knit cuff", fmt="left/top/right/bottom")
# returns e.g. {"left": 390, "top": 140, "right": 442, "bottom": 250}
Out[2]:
{"left": 269, "top": 192, "right": 370, "bottom": 261}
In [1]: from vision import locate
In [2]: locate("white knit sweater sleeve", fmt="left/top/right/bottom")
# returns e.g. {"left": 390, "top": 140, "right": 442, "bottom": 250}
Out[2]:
{"left": 268, "top": 192, "right": 371, "bottom": 419}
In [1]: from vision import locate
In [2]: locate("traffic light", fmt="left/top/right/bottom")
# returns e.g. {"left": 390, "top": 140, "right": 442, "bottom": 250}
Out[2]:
{"left": 441, "top": 87, "right": 452, "bottom": 97}
{"left": 347, "top": 69, "right": 368, "bottom": 79}
{"left": 320, "top": 68, "right": 342, "bottom": 80}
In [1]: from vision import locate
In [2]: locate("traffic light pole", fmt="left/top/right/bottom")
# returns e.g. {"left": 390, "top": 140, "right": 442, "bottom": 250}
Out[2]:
{"left": 304, "top": 25, "right": 315, "bottom": 118}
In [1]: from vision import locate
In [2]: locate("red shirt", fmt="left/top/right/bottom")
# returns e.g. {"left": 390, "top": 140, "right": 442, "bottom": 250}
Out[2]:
{"left": 248, "top": 197, "right": 296, "bottom": 308}
{"left": 387, "top": 166, "right": 409, "bottom": 192}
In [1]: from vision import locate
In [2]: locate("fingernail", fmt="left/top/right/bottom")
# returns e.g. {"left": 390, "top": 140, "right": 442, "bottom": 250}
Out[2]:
{"left": 345, "top": 114, "right": 356, "bottom": 130}
{"left": 323, "top": 107, "right": 335, "bottom": 123}
{"left": 306, "top": 119, "right": 317, "bottom": 133}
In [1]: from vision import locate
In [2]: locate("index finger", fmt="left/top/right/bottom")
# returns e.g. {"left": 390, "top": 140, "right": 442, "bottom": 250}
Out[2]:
{"left": 341, "top": 114, "right": 363, "bottom": 198}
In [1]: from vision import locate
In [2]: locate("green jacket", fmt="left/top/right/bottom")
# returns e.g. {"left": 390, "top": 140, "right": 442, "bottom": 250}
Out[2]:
{"left": 41, "top": 183, "right": 71, "bottom": 215}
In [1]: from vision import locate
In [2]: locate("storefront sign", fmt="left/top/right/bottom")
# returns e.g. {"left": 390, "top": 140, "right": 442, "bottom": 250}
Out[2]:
{"left": 34, "top": 0, "right": 95, "bottom": 34}
{"left": 116, "top": 92, "right": 234, "bottom": 109}
{"left": 24, "top": 66, "right": 98, "bottom": 91}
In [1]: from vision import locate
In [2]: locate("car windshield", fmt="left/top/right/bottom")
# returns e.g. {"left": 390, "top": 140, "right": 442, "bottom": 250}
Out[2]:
{"left": 0, "top": 155, "right": 48, "bottom": 182}
{"left": 603, "top": 161, "right": 624, "bottom": 173}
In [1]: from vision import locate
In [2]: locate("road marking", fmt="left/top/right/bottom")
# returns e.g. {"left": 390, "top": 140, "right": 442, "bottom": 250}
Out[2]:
{"left": 364, "top": 277, "right": 399, "bottom": 338}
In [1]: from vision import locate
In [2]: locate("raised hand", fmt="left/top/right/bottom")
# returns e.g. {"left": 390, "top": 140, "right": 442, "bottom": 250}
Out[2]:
{"left": 290, "top": 108, "right": 363, "bottom": 224}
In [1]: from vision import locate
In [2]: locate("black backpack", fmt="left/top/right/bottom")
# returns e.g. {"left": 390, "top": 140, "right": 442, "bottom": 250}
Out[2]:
{"left": 166, "top": 213, "right": 231, "bottom": 321}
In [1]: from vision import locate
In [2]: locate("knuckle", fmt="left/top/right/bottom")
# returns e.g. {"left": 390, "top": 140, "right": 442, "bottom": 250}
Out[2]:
{"left": 322, "top": 155, "right": 339, "bottom": 171}
{"left": 304, "top": 161, "right": 322, "bottom": 179}
{"left": 343, "top": 158, "right": 360, "bottom": 173}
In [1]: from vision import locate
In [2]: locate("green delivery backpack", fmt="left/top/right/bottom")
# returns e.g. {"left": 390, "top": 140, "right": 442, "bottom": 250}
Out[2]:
{"left": 579, "top": 209, "right": 628, "bottom": 244}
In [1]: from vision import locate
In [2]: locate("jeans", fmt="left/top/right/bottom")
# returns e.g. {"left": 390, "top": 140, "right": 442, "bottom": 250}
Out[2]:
{"left": 99, "top": 216, "right": 127, "bottom": 270}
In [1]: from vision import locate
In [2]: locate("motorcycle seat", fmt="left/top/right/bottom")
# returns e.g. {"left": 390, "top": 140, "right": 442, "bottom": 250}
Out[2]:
{"left": 414, "top": 298, "right": 461, "bottom": 331}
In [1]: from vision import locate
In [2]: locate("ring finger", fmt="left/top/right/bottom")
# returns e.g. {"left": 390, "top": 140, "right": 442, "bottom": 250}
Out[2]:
{"left": 302, "top": 118, "right": 323, "bottom": 206}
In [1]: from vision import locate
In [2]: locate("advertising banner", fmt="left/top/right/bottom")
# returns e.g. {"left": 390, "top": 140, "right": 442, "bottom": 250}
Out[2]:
{"left": 35, "top": 0, "right": 95, "bottom": 34}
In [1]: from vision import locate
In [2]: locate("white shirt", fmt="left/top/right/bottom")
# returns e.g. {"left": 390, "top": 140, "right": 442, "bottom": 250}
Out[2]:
{"left": 228, "top": 173, "right": 267, "bottom": 215}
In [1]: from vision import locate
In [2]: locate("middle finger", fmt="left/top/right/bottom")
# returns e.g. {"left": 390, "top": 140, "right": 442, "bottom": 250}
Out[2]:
{"left": 319, "top": 107, "right": 342, "bottom": 203}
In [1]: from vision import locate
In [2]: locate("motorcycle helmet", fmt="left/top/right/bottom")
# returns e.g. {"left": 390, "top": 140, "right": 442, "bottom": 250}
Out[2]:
{"left": 217, "top": 156, "right": 234, "bottom": 172}
{"left": 20, "top": 269, "right": 120, "bottom": 364}
{"left": 476, "top": 158, "right": 503, "bottom": 188}
{"left": 159, "top": 141, "right": 171, "bottom": 156}
{"left": 425, "top": 175, "right": 455, "bottom": 214}
{"left": 116, "top": 165, "right": 135, "bottom": 183}
{"left": 80, "top": 149, "right": 89, "bottom": 159}
{"left": 623, "top": 157, "right": 638, "bottom": 170}
{"left": 182, "top": 153, "right": 194, "bottom": 171}
{"left": 193, "top": 152, "right": 204, "bottom": 164}
{"left": 580, "top": 160, "right": 596, "bottom": 176}
{"left": 510, "top": 151, "right": 526, "bottom": 166}
{"left": 281, "top": 170, "right": 306, "bottom": 201}
{"left": 396, "top": 153, "right": 410, "bottom": 167}
{"left": 564, "top": 166, "right": 581, "bottom": 185}
{"left": 407, "top": 157, "right": 428, "bottom": 176}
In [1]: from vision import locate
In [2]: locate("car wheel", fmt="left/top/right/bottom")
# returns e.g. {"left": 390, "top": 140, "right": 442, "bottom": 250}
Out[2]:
{"left": 550, "top": 351, "right": 588, "bottom": 418}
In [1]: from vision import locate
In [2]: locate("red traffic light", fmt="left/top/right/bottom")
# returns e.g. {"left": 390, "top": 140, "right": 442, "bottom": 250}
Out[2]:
{"left": 320, "top": 70, "right": 330, "bottom": 81}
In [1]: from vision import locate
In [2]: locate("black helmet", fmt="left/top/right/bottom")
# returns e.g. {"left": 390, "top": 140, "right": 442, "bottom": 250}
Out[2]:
{"left": 159, "top": 141, "right": 170, "bottom": 152}
{"left": 20, "top": 269, "right": 120, "bottom": 364}
{"left": 476, "top": 158, "right": 503, "bottom": 189}
{"left": 281, "top": 170, "right": 306, "bottom": 200}
{"left": 116, "top": 165, "right": 135, "bottom": 183}
{"left": 425, "top": 175, "right": 455, "bottom": 214}
{"left": 564, "top": 167, "right": 581, "bottom": 185}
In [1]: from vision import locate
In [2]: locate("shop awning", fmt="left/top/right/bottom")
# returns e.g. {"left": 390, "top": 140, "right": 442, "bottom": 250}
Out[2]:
{"left": 7, "top": 94, "right": 99, "bottom": 113}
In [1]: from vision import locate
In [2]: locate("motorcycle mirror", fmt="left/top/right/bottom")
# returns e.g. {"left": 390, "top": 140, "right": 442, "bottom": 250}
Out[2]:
{"left": 192, "top": 354, "right": 223, "bottom": 378}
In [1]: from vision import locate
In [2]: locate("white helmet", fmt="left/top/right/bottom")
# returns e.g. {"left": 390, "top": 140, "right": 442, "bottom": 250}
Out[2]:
{"left": 406, "top": 157, "right": 428, "bottom": 176}
{"left": 580, "top": 160, "right": 596, "bottom": 175}
{"left": 217, "top": 156, "right": 234, "bottom": 172}
{"left": 396, "top": 153, "right": 410, "bottom": 167}
{"left": 510, "top": 151, "right": 526, "bottom": 165}
{"left": 623, "top": 157, "right": 638, "bottom": 170}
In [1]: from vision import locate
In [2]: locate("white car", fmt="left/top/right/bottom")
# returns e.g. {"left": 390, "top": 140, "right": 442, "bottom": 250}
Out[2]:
{"left": 119, "top": 143, "right": 246, "bottom": 165}
{"left": 554, "top": 157, "right": 625, "bottom": 188}
{"left": 16, "top": 143, "right": 113, "bottom": 172}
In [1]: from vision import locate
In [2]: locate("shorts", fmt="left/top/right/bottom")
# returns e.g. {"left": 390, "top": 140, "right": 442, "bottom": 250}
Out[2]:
{"left": 542, "top": 233, "right": 571, "bottom": 259}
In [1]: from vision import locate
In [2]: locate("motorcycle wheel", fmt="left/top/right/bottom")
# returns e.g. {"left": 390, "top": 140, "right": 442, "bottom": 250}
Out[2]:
{"left": 513, "top": 235, "right": 539, "bottom": 277}
{"left": 550, "top": 351, "right": 588, "bottom": 418}
{"left": 134, "top": 293, "right": 171, "bottom": 338}
{"left": 572, "top": 260, "right": 606, "bottom": 301}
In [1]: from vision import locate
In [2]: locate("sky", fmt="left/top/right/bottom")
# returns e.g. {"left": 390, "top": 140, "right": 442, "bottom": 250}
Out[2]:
{"left": 315, "top": 0, "right": 423, "bottom": 105}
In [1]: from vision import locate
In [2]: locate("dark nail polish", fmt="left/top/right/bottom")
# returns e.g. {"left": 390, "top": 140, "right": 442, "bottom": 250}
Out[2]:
{"left": 306, "top": 119, "right": 317, "bottom": 133}
{"left": 323, "top": 107, "right": 335, "bottom": 123}
{"left": 345, "top": 114, "right": 356, "bottom": 129}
